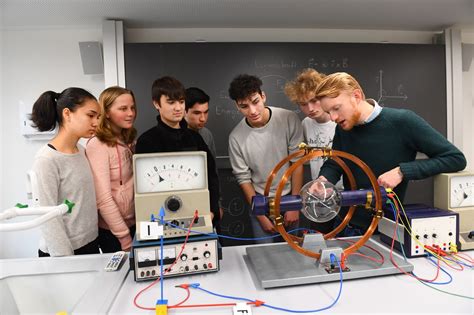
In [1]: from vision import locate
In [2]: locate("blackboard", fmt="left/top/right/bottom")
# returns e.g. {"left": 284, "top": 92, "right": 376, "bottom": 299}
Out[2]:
{"left": 125, "top": 42, "right": 447, "bottom": 241}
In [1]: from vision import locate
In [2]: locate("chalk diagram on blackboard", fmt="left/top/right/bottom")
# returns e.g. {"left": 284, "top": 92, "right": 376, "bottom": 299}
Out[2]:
{"left": 376, "top": 70, "right": 408, "bottom": 104}
{"left": 225, "top": 197, "right": 245, "bottom": 216}
{"left": 220, "top": 197, "right": 247, "bottom": 236}
{"left": 220, "top": 220, "right": 246, "bottom": 237}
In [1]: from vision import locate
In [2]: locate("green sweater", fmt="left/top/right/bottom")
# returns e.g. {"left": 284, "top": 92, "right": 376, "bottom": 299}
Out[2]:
{"left": 320, "top": 107, "right": 466, "bottom": 228}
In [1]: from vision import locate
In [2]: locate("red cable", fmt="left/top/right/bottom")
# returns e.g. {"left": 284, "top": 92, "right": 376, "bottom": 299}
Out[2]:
{"left": 163, "top": 210, "right": 198, "bottom": 274}
{"left": 168, "top": 287, "right": 261, "bottom": 310}
{"left": 133, "top": 277, "right": 161, "bottom": 310}
{"left": 347, "top": 252, "right": 384, "bottom": 264}
{"left": 441, "top": 259, "right": 464, "bottom": 271}
{"left": 340, "top": 253, "right": 346, "bottom": 270}
{"left": 170, "top": 286, "right": 191, "bottom": 307}
{"left": 435, "top": 252, "right": 464, "bottom": 271}
{"left": 338, "top": 238, "right": 385, "bottom": 265}
{"left": 170, "top": 303, "right": 238, "bottom": 309}
{"left": 388, "top": 199, "right": 442, "bottom": 282}
{"left": 133, "top": 210, "right": 199, "bottom": 310}
{"left": 454, "top": 252, "right": 474, "bottom": 264}
{"left": 424, "top": 245, "right": 464, "bottom": 271}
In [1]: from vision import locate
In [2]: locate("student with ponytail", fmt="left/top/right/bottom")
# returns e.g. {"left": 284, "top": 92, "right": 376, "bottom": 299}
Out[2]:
{"left": 86, "top": 87, "right": 137, "bottom": 252}
{"left": 31, "top": 87, "right": 101, "bottom": 257}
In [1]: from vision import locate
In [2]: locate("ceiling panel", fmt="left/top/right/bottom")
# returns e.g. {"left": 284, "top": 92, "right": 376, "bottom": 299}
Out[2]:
{"left": 1, "top": 0, "right": 473, "bottom": 31}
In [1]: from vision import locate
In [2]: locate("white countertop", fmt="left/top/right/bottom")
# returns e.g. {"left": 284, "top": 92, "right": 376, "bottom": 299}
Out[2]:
{"left": 0, "top": 241, "right": 471, "bottom": 315}
{"left": 110, "top": 243, "right": 474, "bottom": 315}
{"left": 0, "top": 253, "right": 129, "bottom": 314}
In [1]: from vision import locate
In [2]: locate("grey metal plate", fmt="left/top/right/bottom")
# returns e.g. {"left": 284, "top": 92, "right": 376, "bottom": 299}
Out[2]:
{"left": 245, "top": 236, "right": 414, "bottom": 289}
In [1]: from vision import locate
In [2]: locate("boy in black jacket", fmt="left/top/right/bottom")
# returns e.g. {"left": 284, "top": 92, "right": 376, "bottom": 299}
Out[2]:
{"left": 136, "top": 76, "right": 221, "bottom": 227}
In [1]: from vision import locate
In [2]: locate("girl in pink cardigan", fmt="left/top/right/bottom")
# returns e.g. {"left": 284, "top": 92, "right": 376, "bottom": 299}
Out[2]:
{"left": 86, "top": 86, "right": 137, "bottom": 252}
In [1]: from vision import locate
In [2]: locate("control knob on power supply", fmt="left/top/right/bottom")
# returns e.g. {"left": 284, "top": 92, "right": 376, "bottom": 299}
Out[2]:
{"left": 203, "top": 251, "right": 211, "bottom": 258}
{"left": 180, "top": 254, "right": 188, "bottom": 261}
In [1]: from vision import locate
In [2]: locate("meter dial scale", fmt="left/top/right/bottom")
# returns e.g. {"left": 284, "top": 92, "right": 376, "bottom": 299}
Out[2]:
{"left": 135, "top": 154, "right": 207, "bottom": 193}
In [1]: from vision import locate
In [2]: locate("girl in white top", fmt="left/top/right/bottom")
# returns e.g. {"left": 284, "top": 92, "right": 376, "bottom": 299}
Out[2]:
{"left": 31, "top": 87, "right": 101, "bottom": 257}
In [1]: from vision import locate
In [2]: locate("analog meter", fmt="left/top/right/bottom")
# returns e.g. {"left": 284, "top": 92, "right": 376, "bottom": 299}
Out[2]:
{"left": 133, "top": 151, "right": 213, "bottom": 240}
{"left": 434, "top": 171, "right": 474, "bottom": 250}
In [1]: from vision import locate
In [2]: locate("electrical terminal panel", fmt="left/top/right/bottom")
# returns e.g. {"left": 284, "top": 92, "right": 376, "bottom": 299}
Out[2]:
{"left": 379, "top": 204, "right": 459, "bottom": 258}
{"left": 130, "top": 234, "right": 221, "bottom": 282}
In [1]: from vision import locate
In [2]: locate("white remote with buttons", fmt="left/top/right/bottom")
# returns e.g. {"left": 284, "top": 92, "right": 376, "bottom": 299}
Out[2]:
{"left": 105, "top": 251, "right": 126, "bottom": 271}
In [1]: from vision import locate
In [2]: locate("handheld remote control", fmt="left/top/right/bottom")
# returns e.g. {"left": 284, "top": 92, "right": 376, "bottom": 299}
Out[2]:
{"left": 105, "top": 251, "right": 126, "bottom": 271}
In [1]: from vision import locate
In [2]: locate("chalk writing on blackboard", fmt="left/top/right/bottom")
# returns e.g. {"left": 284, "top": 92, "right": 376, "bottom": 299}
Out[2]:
{"left": 377, "top": 70, "right": 408, "bottom": 104}
{"left": 219, "top": 90, "right": 231, "bottom": 100}
{"left": 260, "top": 74, "right": 288, "bottom": 94}
{"left": 215, "top": 105, "right": 241, "bottom": 120}
{"left": 308, "top": 57, "right": 349, "bottom": 69}
{"left": 254, "top": 59, "right": 298, "bottom": 70}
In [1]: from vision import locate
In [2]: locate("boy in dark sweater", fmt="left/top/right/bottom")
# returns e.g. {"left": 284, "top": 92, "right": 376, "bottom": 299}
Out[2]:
{"left": 135, "top": 76, "right": 221, "bottom": 227}
{"left": 315, "top": 72, "right": 466, "bottom": 232}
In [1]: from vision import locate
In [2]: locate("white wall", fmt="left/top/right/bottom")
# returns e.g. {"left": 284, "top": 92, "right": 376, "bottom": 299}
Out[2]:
{"left": 462, "top": 67, "right": 473, "bottom": 170}
{"left": 462, "top": 30, "right": 474, "bottom": 170}
{"left": 0, "top": 26, "right": 104, "bottom": 258}
{"left": 0, "top": 23, "right": 4, "bottom": 219}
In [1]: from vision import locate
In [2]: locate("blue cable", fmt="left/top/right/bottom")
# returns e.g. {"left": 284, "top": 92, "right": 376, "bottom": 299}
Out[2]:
{"left": 159, "top": 220, "right": 319, "bottom": 241}
{"left": 193, "top": 285, "right": 254, "bottom": 303}
{"left": 416, "top": 254, "right": 453, "bottom": 285}
{"left": 188, "top": 253, "right": 343, "bottom": 313}
{"left": 442, "top": 257, "right": 473, "bottom": 268}
{"left": 159, "top": 207, "right": 165, "bottom": 302}
{"left": 387, "top": 201, "right": 409, "bottom": 262}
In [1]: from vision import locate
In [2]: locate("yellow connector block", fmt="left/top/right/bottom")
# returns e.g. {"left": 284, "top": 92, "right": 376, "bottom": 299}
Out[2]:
{"left": 156, "top": 300, "right": 168, "bottom": 315}
{"left": 155, "top": 305, "right": 167, "bottom": 315}
{"left": 449, "top": 243, "right": 458, "bottom": 253}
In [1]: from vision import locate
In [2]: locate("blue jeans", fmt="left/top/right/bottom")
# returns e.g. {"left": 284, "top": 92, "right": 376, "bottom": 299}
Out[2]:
{"left": 250, "top": 214, "right": 299, "bottom": 244}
